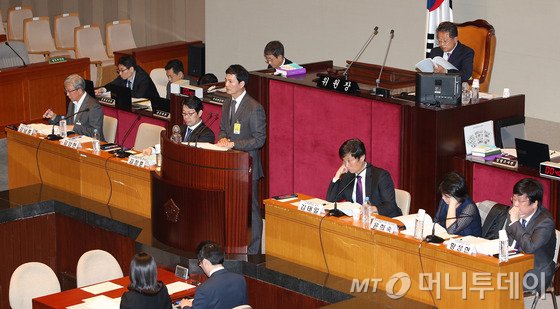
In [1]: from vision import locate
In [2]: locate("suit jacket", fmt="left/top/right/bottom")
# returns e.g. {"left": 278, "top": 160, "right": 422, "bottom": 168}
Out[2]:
{"left": 190, "top": 269, "right": 248, "bottom": 309}
{"left": 267, "top": 57, "right": 292, "bottom": 69}
{"left": 326, "top": 163, "right": 402, "bottom": 218}
{"left": 106, "top": 66, "right": 159, "bottom": 99}
{"left": 120, "top": 284, "right": 172, "bottom": 309}
{"left": 435, "top": 197, "right": 482, "bottom": 237}
{"left": 429, "top": 41, "right": 474, "bottom": 82}
{"left": 50, "top": 94, "right": 105, "bottom": 141}
{"left": 506, "top": 206, "right": 556, "bottom": 291}
{"left": 180, "top": 122, "right": 215, "bottom": 143}
{"left": 218, "top": 93, "right": 267, "bottom": 180}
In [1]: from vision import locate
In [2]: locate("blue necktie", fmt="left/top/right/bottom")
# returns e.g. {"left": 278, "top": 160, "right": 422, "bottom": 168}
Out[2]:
{"left": 355, "top": 175, "right": 363, "bottom": 205}
{"left": 521, "top": 219, "right": 527, "bottom": 228}
{"left": 184, "top": 128, "right": 192, "bottom": 142}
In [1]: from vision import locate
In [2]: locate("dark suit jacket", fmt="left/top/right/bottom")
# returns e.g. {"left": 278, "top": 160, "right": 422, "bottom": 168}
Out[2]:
{"left": 50, "top": 94, "right": 105, "bottom": 141}
{"left": 190, "top": 269, "right": 248, "bottom": 309}
{"left": 267, "top": 57, "right": 292, "bottom": 69}
{"left": 429, "top": 41, "right": 474, "bottom": 82}
{"left": 106, "top": 66, "right": 159, "bottom": 99}
{"left": 218, "top": 93, "right": 267, "bottom": 180}
{"left": 180, "top": 122, "right": 215, "bottom": 143}
{"left": 326, "top": 163, "right": 402, "bottom": 218}
{"left": 506, "top": 206, "right": 556, "bottom": 291}
{"left": 120, "top": 284, "right": 172, "bottom": 309}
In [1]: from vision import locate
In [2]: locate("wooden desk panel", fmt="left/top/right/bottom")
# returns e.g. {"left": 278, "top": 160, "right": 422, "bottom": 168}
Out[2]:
{"left": 265, "top": 195, "right": 533, "bottom": 308}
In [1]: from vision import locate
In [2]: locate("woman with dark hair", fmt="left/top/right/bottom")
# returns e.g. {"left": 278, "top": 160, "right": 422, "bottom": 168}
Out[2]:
{"left": 120, "top": 252, "right": 172, "bottom": 309}
{"left": 435, "top": 172, "right": 482, "bottom": 236}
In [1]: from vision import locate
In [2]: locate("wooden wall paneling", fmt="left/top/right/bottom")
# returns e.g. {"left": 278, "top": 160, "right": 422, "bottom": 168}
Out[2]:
{"left": 245, "top": 276, "right": 329, "bottom": 309}
{"left": 105, "top": 158, "right": 152, "bottom": 218}
{"left": 7, "top": 130, "right": 42, "bottom": 189}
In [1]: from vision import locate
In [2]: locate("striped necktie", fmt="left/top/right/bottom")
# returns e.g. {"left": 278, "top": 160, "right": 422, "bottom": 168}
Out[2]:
{"left": 184, "top": 127, "right": 192, "bottom": 142}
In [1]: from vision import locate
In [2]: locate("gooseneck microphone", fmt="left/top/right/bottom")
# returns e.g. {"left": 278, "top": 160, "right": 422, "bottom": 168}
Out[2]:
{"left": 373, "top": 29, "right": 395, "bottom": 96}
{"left": 47, "top": 108, "right": 90, "bottom": 140}
{"left": 4, "top": 42, "right": 27, "bottom": 67}
{"left": 343, "top": 26, "right": 379, "bottom": 78}
{"left": 193, "top": 113, "right": 219, "bottom": 147}
{"left": 425, "top": 213, "right": 475, "bottom": 243}
{"left": 328, "top": 164, "right": 368, "bottom": 217}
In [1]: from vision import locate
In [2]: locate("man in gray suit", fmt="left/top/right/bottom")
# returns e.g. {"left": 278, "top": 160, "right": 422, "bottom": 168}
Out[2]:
{"left": 217, "top": 64, "right": 266, "bottom": 254}
{"left": 506, "top": 178, "right": 556, "bottom": 294}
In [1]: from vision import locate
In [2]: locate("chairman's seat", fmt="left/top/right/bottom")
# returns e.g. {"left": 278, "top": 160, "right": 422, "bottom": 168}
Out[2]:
{"left": 74, "top": 24, "right": 116, "bottom": 87}
{"left": 7, "top": 5, "right": 33, "bottom": 41}
{"left": 54, "top": 12, "right": 80, "bottom": 54}
{"left": 23, "top": 17, "right": 74, "bottom": 63}
{"left": 105, "top": 19, "right": 136, "bottom": 58}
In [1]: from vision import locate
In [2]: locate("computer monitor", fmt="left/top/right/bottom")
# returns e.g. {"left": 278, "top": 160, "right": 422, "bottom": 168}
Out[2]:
{"left": 415, "top": 72, "right": 461, "bottom": 106}
{"left": 494, "top": 116, "right": 525, "bottom": 148}
{"left": 106, "top": 84, "right": 132, "bottom": 111}
{"left": 515, "top": 138, "right": 550, "bottom": 169}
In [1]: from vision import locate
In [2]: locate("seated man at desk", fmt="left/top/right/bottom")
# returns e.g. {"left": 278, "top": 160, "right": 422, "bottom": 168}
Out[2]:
{"left": 165, "top": 59, "right": 186, "bottom": 99}
{"left": 43, "top": 74, "right": 105, "bottom": 140}
{"left": 143, "top": 96, "right": 215, "bottom": 155}
{"left": 179, "top": 241, "right": 248, "bottom": 309}
{"left": 264, "top": 40, "right": 292, "bottom": 69}
{"left": 428, "top": 21, "right": 474, "bottom": 82}
{"left": 326, "top": 138, "right": 401, "bottom": 218}
{"left": 95, "top": 55, "right": 159, "bottom": 99}
{"left": 506, "top": 178, "right": 556, "bottom": 293}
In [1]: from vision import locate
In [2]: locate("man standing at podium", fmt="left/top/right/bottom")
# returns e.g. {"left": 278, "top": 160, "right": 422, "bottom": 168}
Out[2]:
{"left": 326, "top": 138, "right": 401, "bottom": 218}
{"left": 217, "top": 64, "right": 267, "bottom": 254}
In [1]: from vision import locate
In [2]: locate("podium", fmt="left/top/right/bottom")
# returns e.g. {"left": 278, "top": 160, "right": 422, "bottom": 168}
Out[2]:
{"left": 151, "top": 130, "right": 251, "bottom": 253}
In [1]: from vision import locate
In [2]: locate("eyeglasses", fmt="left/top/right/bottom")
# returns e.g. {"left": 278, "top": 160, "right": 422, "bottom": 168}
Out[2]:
{"left": 182, "top": 111, "right": 197, "bottom": 117}
{"left": 65, "top": 88, "right": 79, "bottom": 94}
{"left": 511, "top": 195, "right": 530, "bottom": 204}
{"left": 437, "top": 38, "right": 455, "bottom": 46}
{"left": 116, "top": 67, "right": 130, "bottom": 74}
{"left": 264, "top": 55, "right": 276, "bottom": 64}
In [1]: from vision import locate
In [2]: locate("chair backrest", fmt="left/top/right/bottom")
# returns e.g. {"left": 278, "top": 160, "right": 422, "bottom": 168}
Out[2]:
{"left": 105, "top": 19, "right": 136, "bottom": 57}
{"left": 456, "top": 19, "right": 496, "bottom": 93}
{"left": 0, "top": 40, "right": 30, "bottom": 69}
{"left": 150, "top": 68, "right": 169, "bottom": 98}
{"left": 479, "top": 201, "right": 509, "bottom": 240}
{"left": 9, "top": 262, "right": 61, "bottom": 309}
{"left": 0, "top": 9, "right": 6, "bottom": 36}
{"left": 23, "top": 17, "right": 56, "bottom": 53}
{"left": 54, "top": 12, "right": 80, "bottom": 50}
{"left": 134, "top": 123, "right": 165, "bottom": 151}
{"left": 395, "top": 189, "right": 411, "bottom": 216}
{"left": 76, "top": 249, "right": 124, "bottom": 288}
{"left": 103, "top": 115, "right": 118, "bottom": 143}
{"left": 7, "top": 5, "right": 33, "bottom": 41}
{"left": 74, "top": 24, "right": 110, "bottom": 61}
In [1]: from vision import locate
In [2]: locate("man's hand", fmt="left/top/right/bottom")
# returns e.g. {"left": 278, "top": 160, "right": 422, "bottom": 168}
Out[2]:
{"left": 333, "top": 164, "right": 348, "bottom": 182}
{"left": 509, "top": 206, "right": 520, "bottom": 223}
{"left": 43, "top": 109, "right": 54, "bottom": 119}
{"left": 216, "top": 137, "right": 234, "bottom": 149}
{"left": 179, "top": 298, "right": 193, "bottom": 308}
{"left": 433, "top": 64, "right": 447, "bottom": 74}
{"left": 142, "top": 148, "right": 153, "bottom": 156}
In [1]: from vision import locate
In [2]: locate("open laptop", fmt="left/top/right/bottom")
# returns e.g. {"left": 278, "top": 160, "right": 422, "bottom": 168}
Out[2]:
{"left": 105, "top": 84, "right": 132, "bottom": 111}
{"left": 515, "top": 138, "right": 560, "bottom": 169}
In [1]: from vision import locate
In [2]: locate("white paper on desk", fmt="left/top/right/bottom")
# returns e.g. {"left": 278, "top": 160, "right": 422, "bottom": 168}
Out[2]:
{"left": 290, "top": 197, "right": 328, "bottom": 208}
{"left": 80, "top": 294, "right": 120, "bottom": 309}
{"left": 323, "top": 201, "right": 361, "bottom": 216}
{"left": 66, "top": 303, "right": 90, "bottom": 309}
{"left": 166, "top": 281, "right": 196, "bottom": 295}
{"left": 80, "top": 281, "right": 122, "bottom": 294}
{"left": 70, "top": 136, "right": 93, "bottom": 144}
{"left": 28, "top": 123, "right": 58, "bottom": 135}
{"left": 395, "top": 214, "right": 453, "bottom": 239}
{"left": 453, "top": 236, "right": 501, "bottom": 256}
{"left": 183, "top": 142, "right": 228, "bottom": 152}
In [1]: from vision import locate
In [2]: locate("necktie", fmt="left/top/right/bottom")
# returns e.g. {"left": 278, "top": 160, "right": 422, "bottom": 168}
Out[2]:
{"left": 355, "top": 175, "right": 363, "bottom": 205}
{"left": 230, "top": 100, "right": 237, "bottom": 125}
{"left": 521, "top": 219, "right": 527, "bottom": 228}
{"left": 446, "top": 52, "right": 451, "bottom": 60}
{"left": 126, "top": 80, "right": 131, "bottom": 90}
{"left": 184, "top": 128, "right": 192, "bottom": 142}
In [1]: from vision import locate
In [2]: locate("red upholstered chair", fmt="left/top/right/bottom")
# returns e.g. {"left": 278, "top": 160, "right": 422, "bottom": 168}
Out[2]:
{"left": 456, "top": 19, "right": 496, "bottom": 93}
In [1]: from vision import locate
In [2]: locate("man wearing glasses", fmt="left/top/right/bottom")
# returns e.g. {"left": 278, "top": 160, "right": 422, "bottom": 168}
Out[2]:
{"left": 43, "top": 74, "right": 104, "bottom": 140}
{"left": 95, "top": 55, "right": 159, "bottom": 100}
{"left": 428, "top": 21, "right": 474, "bottom": 82}
{"left": 506, "top": 178, "right": 556, "bottom": 294}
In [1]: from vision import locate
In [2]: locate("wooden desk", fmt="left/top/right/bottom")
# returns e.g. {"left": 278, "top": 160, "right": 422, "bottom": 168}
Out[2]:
{"left": 265, "top": 195, "right": 533, "bottom": 308}
{"left": 33, "top": 268, "right": 195, "bottom": 308}
{"left": 6, "top": 128, "right": 153, "bottom": 218}
{"left": 0, "top": 58, "right": 90, "bottom": 137}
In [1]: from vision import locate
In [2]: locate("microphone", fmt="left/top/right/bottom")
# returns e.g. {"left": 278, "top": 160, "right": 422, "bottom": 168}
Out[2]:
{"left": 328, "top": 164, "right": 368, "bottom": 217}
{"left": 373, "top": 29, "right": 395, "bottom": 97}
{"left": 193, "top": 113, "right": 219, "bottom": 147}
{"left": 342, "top": 26, "right": 379, "bottom": 78}
{"left": 4, "top": 42, "right": 27, "bottom": 67}
{"left": 425, "top": 213, "right": 475, "bottom": 243}
{"left": 115, "top": 107, "right": 146, "bottom": 157}
{"left": 47, "top": 108, "right": 90, "bottom": 140}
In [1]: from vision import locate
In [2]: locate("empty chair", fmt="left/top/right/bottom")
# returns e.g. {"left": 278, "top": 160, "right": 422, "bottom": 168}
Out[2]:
{"left": 54, "top": 12, "right": 80, "bottom": 53}
{"left": 395, "top": 189, "right": 411, "bottom": 216}
{"left": 105, "top": 19, "right": 136, "bottom": 57}
{"left": 23, "top": 16, "right": 74, "bottom": 63}
{"left": 74, "top": 24, "right": 115, "bottom": 86}
{"left": 150, "top": 68, "right": 168, "bottom": 98}
{"left": 9, "top": 262, "right": 61, "bottom": 309}
{"left": 0, "top": 9, "right": 6, "bottom": 36}
{"left": 7, "top": 5, "right": 33, "bottom": 41}
{"left": 0, "top": 40, "right": 30, "bottom": 69}
{"left": 133, "top": 123, "right": 165, "bottom": 151}
{"left": 103, "top": 115, "right": 118, "bottom": 143}
{"left": 76, "top": 249, "right": 123, "bottom": 287}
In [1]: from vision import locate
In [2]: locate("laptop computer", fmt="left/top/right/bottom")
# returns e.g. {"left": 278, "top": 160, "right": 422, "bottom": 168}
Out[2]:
{"left": 515, "top": 138, "right": 560, "bottom": 169}
{"left": 105, "top": 84, "right": 132, "bottom": 111}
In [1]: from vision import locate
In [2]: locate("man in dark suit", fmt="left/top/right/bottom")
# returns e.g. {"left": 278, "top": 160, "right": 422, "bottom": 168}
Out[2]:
{"left": 43, "top": 74, "right": 105, "bottom": 140}
{"left": 179, "top": 241, "right": 248, "bottom": 309}
{"left": 264, "top": 40, "right": 292, "bottom": 69}
{"left": 326, "top": 138, "right": 401, "bottom": 218}
{"left": 164, "top": 59, "right": 186, "bottom": 99}
{"left": 95, "top": 55, "right": 159, "bottom": 99}
{"left": 217, "top": 64, "right": 266, "bottom": 254}
{"left": 506, "top": 178, "right": 556, "bottom": 294}
{"left": 428, "top": 21, "right": 474, "bottom": 82}
{"left": 142, "top": 96, "right": 214, "bottom": 155}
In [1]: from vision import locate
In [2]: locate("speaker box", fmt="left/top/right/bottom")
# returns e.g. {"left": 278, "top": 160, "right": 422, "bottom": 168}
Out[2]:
{"left": 188, "top": 43, "right": 205, "bottom": 77}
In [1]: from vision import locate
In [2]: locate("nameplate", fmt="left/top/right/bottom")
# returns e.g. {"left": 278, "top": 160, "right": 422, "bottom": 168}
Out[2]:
{"left": 297, "top": 200, "right": 324, "bottom": 215}
{"left": 48, "top": 56, "right": 67, "bottom": 64}
{"left": 493, "top": 157, "right": 518, "bottom": 169}
{"left": 446, "top": 239, "right": 476, "bottom": 255}
{"left": 370, "top": 218, "right": 398, "bottom": 234}
{"left": 61, "top": 139, "right": 81, "bottom": 149}
{"left": 127, "top": 155, "right": 151, "bottom": 168}
{"left": 98, "top": 97, "right": 115, "bottom": 105}
{"left": 17, "top": 124, "right": 37, "bottom": 136}
{"left": 316, "top": 74, "right": 360, "bottom": 93}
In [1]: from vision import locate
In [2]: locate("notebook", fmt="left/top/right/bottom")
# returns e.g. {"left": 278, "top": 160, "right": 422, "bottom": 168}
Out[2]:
{"left": 515, "top": 138, "right": 560, "bottom": 169}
